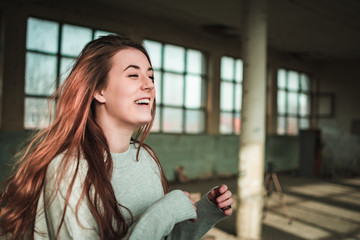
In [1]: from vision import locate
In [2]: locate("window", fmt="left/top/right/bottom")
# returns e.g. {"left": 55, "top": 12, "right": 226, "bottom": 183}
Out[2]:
{"left": 219, "top": 56, "right": 243, "bottom": 134}
{"left": 25, "top": 17, "right": 114, "bottom": 129}
{"left": 143, "top": 40, "right": 207, "bottom": 134}
{"left": 277, "top": 68, "right": 311, "bottom": 135}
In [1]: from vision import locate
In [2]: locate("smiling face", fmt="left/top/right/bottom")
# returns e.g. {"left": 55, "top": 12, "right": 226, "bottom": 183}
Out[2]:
{"left": 94, "top": 48, "right": 155, "bottom": 131}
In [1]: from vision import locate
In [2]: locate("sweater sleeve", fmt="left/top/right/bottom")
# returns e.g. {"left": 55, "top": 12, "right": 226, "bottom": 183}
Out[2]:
{"left": 166, "top": 188, "right": 227, "bottom": 240}
{"left": 125, "top": 190, "right": 197, "bottom": 240}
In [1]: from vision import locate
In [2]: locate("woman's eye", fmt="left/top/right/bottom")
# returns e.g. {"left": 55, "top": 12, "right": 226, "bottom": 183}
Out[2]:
{"left": 129, "top": 74, "right": 138, "bottom": 78}
{"left": 149, "top": 76, "right": 154, "bottom": 82}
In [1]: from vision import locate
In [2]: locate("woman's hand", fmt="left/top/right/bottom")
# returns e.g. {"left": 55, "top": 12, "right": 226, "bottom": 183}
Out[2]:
{"left": 184, "top": 191, "right": 197, "bottom": 222}
{"left": 208, "top": 184, "right": 233, "bottom": 216}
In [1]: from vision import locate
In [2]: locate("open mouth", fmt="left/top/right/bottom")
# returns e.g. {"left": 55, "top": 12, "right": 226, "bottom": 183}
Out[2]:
{"left": 135, "top": 98, "right": 151, "bottom": 105}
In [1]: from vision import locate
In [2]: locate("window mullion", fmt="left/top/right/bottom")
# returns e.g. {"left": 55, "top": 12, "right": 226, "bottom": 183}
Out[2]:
{"left": 159, "top": 43, "right": 165, "bottom": 133}
{"left": 56, "top": 23, "right": 63, "bottom": 90}
{"left": 285, "top": 70, "right": 289, "bottom": 134}
{"left": 297, "top": 73, "right": 301, "bottom": 132}
{"left": 232, "top": 60, "right": 237, "bottom": 134}
{"left": 182, "top": 49, "right": 187, "bottom": 133}
{"left": 91, "top": 29, "right": 96, "bottom": 40}
{"left": 27, "top": 49, "right": 57, "bottom": 56}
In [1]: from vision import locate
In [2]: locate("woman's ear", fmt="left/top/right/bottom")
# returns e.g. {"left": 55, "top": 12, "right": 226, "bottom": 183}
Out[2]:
{"left": 93, "top": 90, "right": 106, "bottom": 103}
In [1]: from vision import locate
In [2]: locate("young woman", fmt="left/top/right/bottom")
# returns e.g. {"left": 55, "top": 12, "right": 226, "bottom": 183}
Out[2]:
{"left": 0, "top": 35, "right": 233, "bottom": 240}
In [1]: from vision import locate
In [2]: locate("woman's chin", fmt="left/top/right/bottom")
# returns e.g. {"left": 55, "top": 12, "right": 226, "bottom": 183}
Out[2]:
{"left": 135, "top": 118, "right": 152, "bottom": 128}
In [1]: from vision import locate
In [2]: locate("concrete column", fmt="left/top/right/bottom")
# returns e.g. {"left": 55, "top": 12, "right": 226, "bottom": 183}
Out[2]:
{"left": 236, "top": 0, "right": 267, "bottom": 239}
{"left": 207, "top": 52, "right": 221, "bottom": 135}
{"left": 0, "top": 4, "right": 27, "bottom": 130}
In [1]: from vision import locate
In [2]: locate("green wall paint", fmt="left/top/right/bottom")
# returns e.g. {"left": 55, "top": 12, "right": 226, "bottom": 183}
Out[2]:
{"left": 146, "top": 134, "right": 239, "bottom": 180}
{"left": 264, "top": 135, "right": 299, "bottom": 172}
{"left": 0, "top": 131, "right": 299, "bottom": 182}
{"left": 0, "top": 131, "right": 32, "bottom": 181}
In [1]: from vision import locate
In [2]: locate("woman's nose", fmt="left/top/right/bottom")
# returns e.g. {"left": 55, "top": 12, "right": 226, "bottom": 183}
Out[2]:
{"left": 141, "top": 75, "right": 154, "bottom": 91}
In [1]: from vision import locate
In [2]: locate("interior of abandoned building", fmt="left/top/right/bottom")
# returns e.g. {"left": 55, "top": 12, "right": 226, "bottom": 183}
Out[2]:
{"left": 0, "top": 0, "right": 359, "bottom": 239}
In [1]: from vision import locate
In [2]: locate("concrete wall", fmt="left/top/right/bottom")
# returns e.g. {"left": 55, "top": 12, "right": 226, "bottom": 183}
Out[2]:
{"left": 147, "top": 134, "right": 239, "bottom": 180}
{"left": 0, "top": 130, "right": 30, "bottom": 181}
{"left": 265, "top": 135, "right": 299, "bottom": 173}
{"left": 317, "top": 60, "right": 360, "bottom": 176}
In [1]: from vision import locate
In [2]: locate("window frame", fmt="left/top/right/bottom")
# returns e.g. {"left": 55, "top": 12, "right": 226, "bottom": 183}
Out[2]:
{"left": 219, "top": 55, "right": 243, "bottom": 135}
{"left": 276, "top": 67, "right": 313, "bottom": 135}
{"left": 24, "top": 16, "right": 116, "bottom": 129}
{"left": 143, "top": 39, "right": 208, "bottom": 134}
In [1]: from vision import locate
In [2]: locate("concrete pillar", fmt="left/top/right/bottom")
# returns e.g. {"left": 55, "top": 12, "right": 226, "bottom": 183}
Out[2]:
{"left": 236, "top": 0, "right": 267, "bottom": 239}
{"left": 0, "top": 3, "right": 27, "bottom": 130}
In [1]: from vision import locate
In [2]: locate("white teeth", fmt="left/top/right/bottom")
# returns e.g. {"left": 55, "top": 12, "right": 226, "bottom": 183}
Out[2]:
{"left": 135, "top": 99, "right": 150, "bottom": 104}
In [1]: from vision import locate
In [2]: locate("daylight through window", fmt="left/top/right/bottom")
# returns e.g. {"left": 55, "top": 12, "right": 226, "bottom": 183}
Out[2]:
{"left": 277, "top": 68, "right": 312, "bottom": 135}
{"left": 219, "top": 56, "right": 243, "bottom": 134}
{"left": 144, "top": 40, "right": 207, "bottom": 134}
{"left": 25, "top": 17, "right": 114, "bottom": 129}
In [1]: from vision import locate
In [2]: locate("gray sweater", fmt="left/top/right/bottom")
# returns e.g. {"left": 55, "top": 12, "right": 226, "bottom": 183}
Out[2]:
{"left": 34, "top": 144, "right": 226, "bottom": 239}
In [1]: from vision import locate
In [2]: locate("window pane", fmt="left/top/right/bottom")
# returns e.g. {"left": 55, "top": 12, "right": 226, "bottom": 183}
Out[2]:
{"left": 144, "top": 40, "right": 162, "bottom": 69}
{"left": 187, "top": 49, "right": 203, "bottom": 74}
{"left": 24, "top": 97, "right": 52, "bottom": 129}
{"left": 299, "top": 93, "right": 310, "bottom": 116}
{"left": 59, "top": 57, "right": 76, "bottom": 86}
{"left": 235, "top": 59, "right": 243, "bottom": 82}
{"left": 220, "top": 82, "right": 233, "bottom": 111}
{"left": 27, "top": 17, "right": 59, "bottom": 53}
{"left": 25, "top": 52, "right": 57, "bottom": 95}
{"left": 299, "top": 118, "right": 310, "bottom": 129}
{"left": 288, "top": 71, "right": 299, "bottom": 91}
{"left": 185, "top": 75, "right": 201, "bottom": 108}
{"left": 277, "top": 116, "right": 286, "bottom": 135}
{"left": 287, "top": 117, "right": 298, "bottom": 135}
{"left": 162, "top": 107, "right": 183, "bottom": 133}
{"left": 221, "top": 56, "right": 234, "bottom": 81}
{"left": 94, "top": 30, "right": 114, "bottom": 39}
{"left": 163, "top": 73, "right": 183, "bottom": 106}
{"left": 185, "top": 110, "right": 204, "bottom": 133}
{"left": 143, "top": 40, "right": 207, "bottom": 134}
{"left": 277, "top": 90, "right": 286, "bottom": 114}
{"left": 234, "top": 112, "right": 241, "bottom": 134}
{"left": 235, "top": 83, "right": 242, "bottom": 111}
{"left": 277, "top": 68, "right": 312, "bottom": 136}
{"left": 287, "top": 92, "right": 298, "bottom": 115}
{"left": 61, "top": 24, "right": 92, "bottom": 57}
{"left": 220, "top": 112, "right": 233, "bottom": 134}
{"left": 164, "top": 44, "right": 184, "bottom": 72}
{"left": 277, "top": 69, "right": 286, "bottom": 89}
{"left": 300, "top": 74, "right": 310, "bottom": 91}
{"left": 154, "top": 70, "right": 162, "bottom": 104}
{"left": 151, "top": 107, "right": 160, "bottom": 132}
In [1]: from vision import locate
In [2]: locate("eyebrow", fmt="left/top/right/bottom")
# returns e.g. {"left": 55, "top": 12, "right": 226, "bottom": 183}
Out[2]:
{"left": 123, "top": 65, "right": 153, "bottom": 72}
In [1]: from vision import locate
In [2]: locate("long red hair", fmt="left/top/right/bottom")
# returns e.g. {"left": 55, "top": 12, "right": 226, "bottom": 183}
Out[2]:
{"left": 0, "top": 35, "right": 168, "bottom": 240}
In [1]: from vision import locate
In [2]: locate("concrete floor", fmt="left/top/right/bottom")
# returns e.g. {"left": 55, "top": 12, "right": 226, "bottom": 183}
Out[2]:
{"left": 170, "top": 174, "right": 360, "bottom": 240}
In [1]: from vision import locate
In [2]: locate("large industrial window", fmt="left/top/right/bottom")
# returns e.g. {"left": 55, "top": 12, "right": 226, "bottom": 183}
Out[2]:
{"left": 219, "top": 56, "right": 243, "bottom": 134}
{"left": 143, "top": 40, "right": 207, "bottom": 134}
{"left": 277, "top": 68, "right": 311, "bottom": 135}
{"left": 25, "top": 17, "right": 113, "bottom": 129}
